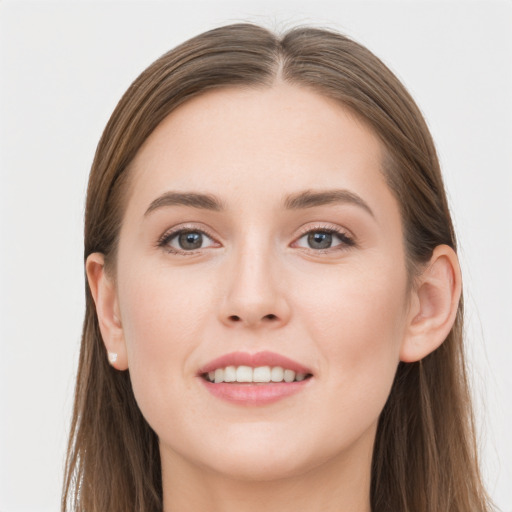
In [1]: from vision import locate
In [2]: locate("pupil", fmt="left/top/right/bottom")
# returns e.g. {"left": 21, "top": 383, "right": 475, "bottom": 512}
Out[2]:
{"left": 308, "top": 232, "right": 332, "bottom": 249}
{"left": 179, "top": 232, "right": 202, "bottom": 250}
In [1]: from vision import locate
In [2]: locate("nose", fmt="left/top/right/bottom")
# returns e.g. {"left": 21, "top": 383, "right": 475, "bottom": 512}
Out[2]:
{"left": 218, "top": 240, "right": 291, "bottom": 329}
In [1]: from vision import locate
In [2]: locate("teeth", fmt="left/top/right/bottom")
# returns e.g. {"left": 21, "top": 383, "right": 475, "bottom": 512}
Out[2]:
{"left": 283, "top": 369, "right": 295, "bottom": 383}
{"left": 214, "top": 368, "right": 224, "bottom": 383}
{"left": 271, "top": 366, "right": 284, "bottom": 382}
{"left": 205, "top": 365, "right": 309, "bottom": 384}
{"left": 253, "top": 366, "right": 271, "bottom": 382}
{"left": 236, "top": 365, "right": 253, "bottom": 382}
{"left": 224, "top": 365, "right": 236, "bottom": 382}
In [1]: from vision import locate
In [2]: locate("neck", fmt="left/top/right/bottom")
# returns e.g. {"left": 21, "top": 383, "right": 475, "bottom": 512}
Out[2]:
{"left": 161, "top": 433, "right": 374, "bottom": 512}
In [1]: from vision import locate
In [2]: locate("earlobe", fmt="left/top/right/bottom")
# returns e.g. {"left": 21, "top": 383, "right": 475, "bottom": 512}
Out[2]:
{"left": 400, "top": 245, "right": 462, "bottom": 363}
{"left": 85, "top": 253, "right": 129, "bottom": 370}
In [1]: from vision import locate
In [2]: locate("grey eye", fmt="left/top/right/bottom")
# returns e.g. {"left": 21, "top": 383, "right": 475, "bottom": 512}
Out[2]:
{"left": 307, "top": 232, "right": 333, "bottom": 249}
{"left": 164, "top": 230, "right": 216, "bottom": 252}
{"left": 294, "top": 228, "right": 355, "bottom": 251}
{"left": 178, "top": 231, "right": 204, "bottom": 250}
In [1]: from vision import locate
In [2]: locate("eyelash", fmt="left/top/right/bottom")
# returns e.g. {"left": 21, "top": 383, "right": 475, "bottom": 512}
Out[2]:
{"left": 156, "top": 224, "right": 356, "bottom": 256}
{"left": 295, "top": 224, "right": 356, "bottom": 253}
{"left": 156, "top": 225, "right": 219, "bottom": 255}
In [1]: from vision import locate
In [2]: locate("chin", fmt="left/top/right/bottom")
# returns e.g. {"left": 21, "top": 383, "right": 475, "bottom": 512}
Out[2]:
{"left": 206, "top": 450, "right": 313, "bottom": 482}
{"left": 186, "top": 427, "right": 329, "bottom": 482}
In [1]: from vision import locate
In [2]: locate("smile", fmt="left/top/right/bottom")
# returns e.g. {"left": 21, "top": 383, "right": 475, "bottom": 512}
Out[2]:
{"left": 198, "top": 351, "right": 313, "bottom": 405}
{"left": 203, "top": 365, "right": 310, "bottom": 383}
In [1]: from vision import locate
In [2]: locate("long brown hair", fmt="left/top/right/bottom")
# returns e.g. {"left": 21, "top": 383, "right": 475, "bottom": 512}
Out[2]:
{"left": 62, "top": 23, "right": 493, "bottom": 511}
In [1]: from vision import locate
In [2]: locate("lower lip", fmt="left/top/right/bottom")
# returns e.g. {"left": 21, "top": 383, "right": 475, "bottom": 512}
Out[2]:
{"left": 200, "top": 378, "right": 312, "bottom": 406}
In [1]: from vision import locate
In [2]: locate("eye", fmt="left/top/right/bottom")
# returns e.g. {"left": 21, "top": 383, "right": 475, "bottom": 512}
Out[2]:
{"left": 158, "top": 228, "right": 218, "bottom": 254}
{"left": 294, "top": 227, "right": 355, "bottom": 252}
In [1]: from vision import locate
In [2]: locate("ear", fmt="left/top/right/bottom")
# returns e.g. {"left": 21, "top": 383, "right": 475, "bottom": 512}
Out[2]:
{"left": 85, "top": 253, "right": 129, "bottom": 370}
{"left": 400, "top": 244, "right": 462, "bottom": 363}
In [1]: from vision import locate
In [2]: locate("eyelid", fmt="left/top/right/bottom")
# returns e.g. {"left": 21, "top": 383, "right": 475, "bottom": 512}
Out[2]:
{"left": 295, "top": 222, "right": 354, "bottom": 239}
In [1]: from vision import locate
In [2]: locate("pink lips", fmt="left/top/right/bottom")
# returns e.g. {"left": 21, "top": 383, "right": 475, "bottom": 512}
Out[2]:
{"left": 198, "top": 351, "right": 313, "bottom": 406}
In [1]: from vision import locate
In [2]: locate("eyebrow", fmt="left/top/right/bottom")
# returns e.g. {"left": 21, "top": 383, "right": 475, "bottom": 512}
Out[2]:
{"left": 144, "top": 189, "right": 374, "bottom": 217}
{"left": 145, "top": 191, "right": 225, "bottom": 215}
{"left": 283, "top": 189, "right": 374, "bottom": 217}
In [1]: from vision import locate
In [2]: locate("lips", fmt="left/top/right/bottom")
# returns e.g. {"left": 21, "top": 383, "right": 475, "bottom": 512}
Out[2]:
{"left": 197, "top": 351, "right": 313, "bottom": 405}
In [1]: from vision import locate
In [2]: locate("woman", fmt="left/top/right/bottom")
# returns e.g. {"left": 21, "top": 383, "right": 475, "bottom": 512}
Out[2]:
{"left": 62, "top": 23, "right": 493, "bottom": 511}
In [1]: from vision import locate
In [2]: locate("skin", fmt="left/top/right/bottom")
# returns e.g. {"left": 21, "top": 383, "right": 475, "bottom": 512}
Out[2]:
{"left": 87, "top": 82, "right": 461, "bottom": 512}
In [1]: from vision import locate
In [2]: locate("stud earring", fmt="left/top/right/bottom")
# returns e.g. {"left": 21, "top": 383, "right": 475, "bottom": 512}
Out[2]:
{"left": 108, "top": 352, "right": 118, "bottom": 364}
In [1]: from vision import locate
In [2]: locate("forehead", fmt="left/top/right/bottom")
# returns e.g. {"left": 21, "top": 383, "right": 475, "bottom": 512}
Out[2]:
{"left": 127, "top": 83, "right": 390, "bottom": 216}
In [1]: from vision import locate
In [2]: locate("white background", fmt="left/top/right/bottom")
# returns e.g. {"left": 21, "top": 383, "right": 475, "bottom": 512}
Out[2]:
{"left": 0, "top": 1, "right": 511, "bottom": 511}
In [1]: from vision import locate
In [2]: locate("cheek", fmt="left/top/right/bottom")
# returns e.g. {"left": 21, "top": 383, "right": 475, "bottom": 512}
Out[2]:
{"left": 300, "top": 256, "right": 407, "bottom": 350}
{"left": 115, "top": 265, "right": 213, "bottom": 419}
{"left": 118, "top": 261, "right": 211, "bottom": 350}
{"left": 297, "top": 258, "right": 408, "bottom": 426}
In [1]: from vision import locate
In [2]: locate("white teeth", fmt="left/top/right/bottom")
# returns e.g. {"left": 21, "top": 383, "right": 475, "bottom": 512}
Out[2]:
{"left": 284, "top": 369, "right": 296, "bottom": 383}
{"left": 205, "top": 365, "right": 309, "bottom": 383}
{"left": 224, "top": 365, "right": 236, "bottom": 382}
{"left": 236, "top": 365, "right": 253, "bottom": 382}
{"left": 271, "top": 366, "right": 284, "bottom": 382}
{"left": 253, "top": 366, "right": 271, "bottom": 382}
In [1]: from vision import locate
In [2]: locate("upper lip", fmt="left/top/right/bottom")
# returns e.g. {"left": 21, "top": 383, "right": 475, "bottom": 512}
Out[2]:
{"left": 198, "top": 351, "right": 313, "bottom": 376}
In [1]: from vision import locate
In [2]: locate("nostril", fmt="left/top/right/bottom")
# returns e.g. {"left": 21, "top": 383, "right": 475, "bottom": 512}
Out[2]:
{"left": 227, "top": 314, "right": 277, "bottom": 323}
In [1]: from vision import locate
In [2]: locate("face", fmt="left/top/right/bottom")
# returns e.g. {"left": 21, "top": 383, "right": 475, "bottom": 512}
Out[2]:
{"left": 112, "top": 83, "right": 411, "bottom": 480}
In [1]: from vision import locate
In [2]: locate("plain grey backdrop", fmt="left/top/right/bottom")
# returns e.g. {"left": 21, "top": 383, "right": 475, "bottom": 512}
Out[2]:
{"left": 0, "top": 1, "right": 511, "bottom": 511}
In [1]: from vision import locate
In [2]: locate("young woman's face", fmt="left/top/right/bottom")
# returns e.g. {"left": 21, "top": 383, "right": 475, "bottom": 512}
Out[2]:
{"left": 114, "top": 83, "right": 411, "bottom": 480}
